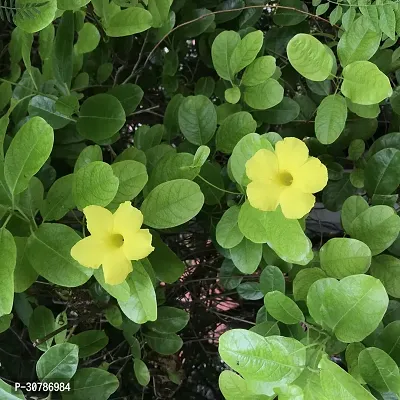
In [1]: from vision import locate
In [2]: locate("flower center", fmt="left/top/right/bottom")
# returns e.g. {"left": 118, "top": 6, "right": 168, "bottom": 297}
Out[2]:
{"left": 110, "top": 234, "right": 124, "bottom": 248}
{"left": 278, "top": 171, "right": 293, "bottom": 186}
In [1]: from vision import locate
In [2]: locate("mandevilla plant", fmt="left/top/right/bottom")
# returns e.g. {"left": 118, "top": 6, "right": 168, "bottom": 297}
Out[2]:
{"left": 0, "top": 0, "right": 400, "bottom": 399}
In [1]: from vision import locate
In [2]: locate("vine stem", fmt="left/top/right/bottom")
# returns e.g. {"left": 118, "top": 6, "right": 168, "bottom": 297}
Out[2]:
{"left": 136, "top": 3, "right": 342, "bottom": 80}
{"left": 197, "top": 174, "right": 242, "bottom": 196}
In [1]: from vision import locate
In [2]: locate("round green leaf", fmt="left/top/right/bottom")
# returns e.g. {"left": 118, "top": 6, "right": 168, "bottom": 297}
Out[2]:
{"left": 242, "top": 56, "right": 276, "bottom": 86}
{"left": 216, "top": 206, "right": 244, "bottom": 249}
{"left": 75, "top": 23, "right": 100, "bottom": 54}
{"left": 36, "top": 343, "right": 79, "bottom": 383}
{"left": 211, "top": 31, "right": 241, "bottom": 80}
{"left": 237, "top": 282, "right": 263, "bottom": 300}
{"left": 293, "top": 268, "right": 327, "bottom": 301}
{"left": 72, "top": 161, "right": 119, "bottom": 210}
{"left": 144, "top": 330, "right": 183, "bottom": 355}
{"left": 255, "top": 97, "right": 300, "bottom": 125}
{"left": 74, "top": 145, "right": 103, "bottom": 172}
{"left": 249, "top": 321, "right": 280, "bottom": 337}
{"left": 341, "top": 195, "right": 369, "bottom": 234}
{"left": 320, "top": 238, "right": 372, "bottom": 279}
{"left": 371, "top": 254, "right": 400, "bottom": 298}
{"left": 106, "top": 7, "right": 153, "bottom": 37}
{"left": 376, "top": 321, "right": 400, "bottom": 364}
{"left": 68, "top": 330, "right": 109, "bottom": 358}
{"left": 348, "top": 139, "right": 366, "bottom": 161}
{"left": 259, "top": 265, "right": 285, "bottom": 295}
{"left": 76, "top": 94, "right": 125, "bottom": 142}
{"left": 27, "top": 223, "right": 93, "bottom": 287}
{"left": 264, "top": 291, "right": 304, "bottom": 324}
{"left": 230, "top": 238, "right": 262, "bottom": 274}
{"left": 243, "top": 79, "right": 284, "bottom": 110}
{"left": 341, "top": 61, "right": 393, "bottom": 105}
{"left": 178, "top": 95, "right": 217, "bottom": 145}
{"left": 141, "top": 179, "right": 204, "bottom": 229}
{"left": 28, "top": 306, "right": 55, "bottom": 352}
{"left": 108, "top": 84, "right": 143, "bottom": 115}
{"left": 134, "top": 359, "right": 150, "bottom": 386}
{"left": 287, "top": 34, "right": 333, "bottom": 81}
{"left": 14, "top": 0, "right": 57, "bottom": 33}
{"left": 146, "top": 306, "right": 189, "bottom": 334}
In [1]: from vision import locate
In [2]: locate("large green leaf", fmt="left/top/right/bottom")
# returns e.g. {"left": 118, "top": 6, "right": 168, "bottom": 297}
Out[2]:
{"left": 341, "top": 61, "right": 393, "bottom": 105}
{"left": 230, "top": 238, "right": 262, "bottom": 274}
{"left": 264, "top": 291, "right": 304, "bottom": 324}
{"left": 27, "top": 223, "right": 93, "bottom": 287}
{"left": 364, "top": 148, "right": 400, "bottom": 196}
{"left": 0, "top": 229, "right": 16, "bottom": 317}
{"left": 178, "top": 95, "right": 217, "bottom": 145}
{"left": 319, "top": 238, "right": 372, "bottom": 279}
{"left": 108, "top": 84, "right": 143, "bottom": 115}
{"left": 36, "top": 343, "right": 79, "bottom": 382}
{"left": 106, "top": 7, "right": 153, "bottom": 37}
{"left": 230, "top": 30, "right": 263, "bottom": 74}
{"left": 293, "top": 268, "right": 327, "bottom": 301}
{"left": 337, "top": 16, "right": 381, "bottom": 67}
{"left": 242, "top": 55, "right": 276, "bottom": 86}
{"left": 376, "top": 321, "right": 400, "bottom": 364}
{"left": 146, "top": 307, "right": 189, "bottom": 333}
{"left": 371, "top": 255, "right": 400, "bottom": 298}
{"left": 118, "top": 262, "right": 157, "bottom": 324}
{"left": 28, "top": 305, "right": 55, "bottom": 351}
{"left": 287, "top": 34, "right": 333, "bottom": 81}
{"left": 216, "top": 206, "right": 244, "bottom": 249}
{"left": 74, "top": 146, "right": 103, "bottom": 172}
{"left": 341, "top": 195, "right": 369, "bottom": 234}
{"left": 15, "top": 0, "right": 57, "bottom": 33}
{"left": 4, "top": 117, "right": 53, "bottom": 195}
{"left": 219, "top": 329, "right": 306, "bottom": 382}
{"left": 68, "top": 330, "right": 109, "bottom": 358}
{"left": 315, "top": 95, "right": 347, "bottom": 145}
{"left": 141, "top": 179, "right": 204, "bottom": 229}
{"left": 0, "top": 378, "right": 25, "bottom": 399}
{"left": 243, "top": 79, "right": 284, "bottom": 110}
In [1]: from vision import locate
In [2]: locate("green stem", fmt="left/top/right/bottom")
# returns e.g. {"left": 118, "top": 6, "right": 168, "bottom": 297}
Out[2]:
{"left": 197, "top": 174, "right": 242, "bottom": 196}
{"left": 1, "top": 213, "right": 12, "bottom": 229}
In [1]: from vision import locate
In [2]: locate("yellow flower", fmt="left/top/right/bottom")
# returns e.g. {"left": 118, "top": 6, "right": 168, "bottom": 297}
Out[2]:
{"left": 245, "top": 137, "right": 328, "bottom": 219}
{"left": 71, "top": 201, "right": 154, "bottom": 285}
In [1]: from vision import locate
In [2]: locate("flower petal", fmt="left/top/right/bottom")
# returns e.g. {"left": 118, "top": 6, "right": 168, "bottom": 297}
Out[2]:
{"left": 275, "top": 137, "right": 309, "bottom": 173}
{"left": 293, "top": 157, "right": 328, "bottom": 193}
{"left": 123, "top": 229, "right": 155, "bottom": 260}
{"left": 279, "top": 187, "right": 315, "bottom": 219}
{"left": 245, "top": 149, "right": 279, "bottom": 183}
{"left": 113, "top": 201, "right": 143, "bottom": 236}
{"left": 102, "top": 248, "right": 133, "bottom": 285}
{"left": 83, "top": 206, "right": 113, "bottom": 238}
{"left": 70, "top": 236, "right": 105, "bottom": 269}
{"left": 247, "top": 181, "right": 284, "bottom": 211}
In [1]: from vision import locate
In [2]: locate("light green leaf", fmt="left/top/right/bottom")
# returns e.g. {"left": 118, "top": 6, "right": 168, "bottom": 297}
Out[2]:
{"left": 264, "top": 291, "right": 304, "bottom": 324}
{"left": 347, "top": 99, "right": 380, "bottom": 118}
{"left": 219, "top": 329, "right": 306, "bottom": 382}
{"left": 341, "top": 61, "right": 393, "bottom": 105}
{"left": 320, "top": 238, "right": 372, "bottom": 279}
{"left": 75, "top": 23, "right": 100, "bottom": 55}
{"left": 15, "top": 0, "right": 57, "bottom": 33}
{"left": 243, "top": 79, "right": 284, "bottom": 110}
{"left": 178, "top": 95, "right": 217, "bottom": 145}
{"left": 341, "top": 195, "right": 369, "bottom": 234}
{"left": 378, "top": 3, "right": 396, "bottom": 41}
{"left": 93, "top": 268, "right": 130, "bottom": 302}
{"left": 118, "top": 262, "right": 157, "bottom": 324}
{"left": 260, "top": 265, "right": 285, "bottom": 295}
{"left": 230, "top": 30, "right": 263, "bottom": 74}
{"left": 146, "top": 306, "right": 189, "bottom": 333}
{"left": 108, "top": 84, "right": 143, "bottom": 116}
{"left": 293, "top": 268, "right": 327, "bottom": 301}
{"left": 250, "top": 321, "right": 280, "bottom": 337}
{"left": 219, "top": 371, "right": 250, "bottom": 399}
{"left": 242, "top": 56, "right": 276, "bottom": 86}
{"left": 371, "top": 254, "right": 400, "bottom": 298}
{"left": 148, "top": 0, "right": 170, "bottom": 28}
{"left": 315, "top": 95, "right": 347, "bottom": 144}
{"left": 225, "top": 87, "right": 241, "bottom": 104}
{"left": 287, "top": 34, "right": 333, "bottom": 81}
{"left": 141, "top": 179, "right": 204, "bottom": 229}
{"left": 0, "top": 229, "right": 16, "bottom": 317}
{"left": 36, "top": 343, "right": 79, "bottom": 382}
{"left": 193, "top": 145, "right": 210, "bottom": 169}
{"left": 28, "top": 306, "right": 55, "bottom": 351}
{"left": 27, "top": 223, "right": 93, "bottom": 287}
{"left": 76, "top": 94, "right": 125, "bottom": 142}
{"left": 14, "top": 237, "right": 37, "bottom": 293}
{"left": 216, "top": 206, "right": 244, "bottom": 249}
{"left": 376, "top": 321, "right": 400, "bottom": 364}
{"left": 74, "top": 145, "right": 103, "bottom": 172}
{"left": 144, "top": 330, "right": 183, "bottom": 355}
{"left": 58, "top": 0, "right": 91, "bottom": 10}
{"left": 4, "top": 117, "right": 53, "bottom": 195}
{"left": 337, "top": 16, "right": 381, "bottom": 67}
{"left": 72, "top": 161, "right": 119, "bottom": 210}
{"left": 106, "top": 7, "right": 153, "bottom": 37}
{"left": 68, "top": 330, "right": 109, "bottom": 358}
{"left": 230, "top": 238, "right": 262, "bottom": 274}
{"left": 134, "top": 359, "right": 150, "bottom": 386}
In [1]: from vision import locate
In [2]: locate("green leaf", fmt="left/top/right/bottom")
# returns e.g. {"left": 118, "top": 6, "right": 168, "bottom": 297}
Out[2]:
{"left": 321, "top": 275, "right": 388, "bottom": 343}
{"left": 115, "top": 146, "right": 146, "bottom": 165}
{"left": 74, "top": 145, "right": 103, "bottom": 172}
{"left": 341, "top": 61, "right": 393, "bottom": 105}
{"left": 147, "top": 307, "right": 189, "bottom": 333}
{"left": 242, "top": 56, "right": 276, "bottom": 86}
{"left": 322, "top": 174, "right": 356, "bottom": 212}
{"left": 15, "top": 0, "right": 57, "bottom": 34}
{"left": 238, "top": 202, "right": 312, "bottom": 265}
{"left": 144, "top": 330, "right": 183, "bottom": 355}
{"left": 345, "top": 342, "right": 366, "bottom": 383}
{"left": 58, "top": 0, "right": 90, "bottom": 10}
{"left": 216, "top": 206, "right": 244, "bottom": 249}
{"left": 0, "top": 229, "right": 16, "bottom": 317}
{"left": 219, "top": 258, "right": 243, "bottom": 290}
{"left": 337, "top": 16, "right": 381, "bottom": 67}
{"left": 225, "top": 87, "right": 241, "bottom": 104}
{"left": 379, "top": 3, "right": 396, "bottom": 41}
{"left": 219, "top": 329, "right": 306, "bottom": 382}
{"left": 376, "top": 321, "right": 400, "bottom": 364}
{"left": 293, "top": 268, "right": 327, "bottom": 301}
{"left": 364, "top": 148, "right": 400, "bottom": 196}
{"left": 14, "top": 237, "right": 37, "bottom": 293}
{"left": 27, "top": 223, "right": 93, "bottom": 287}
{"left": 0, "top": 82, "right": 12, "bottom": 113}
{"left": 77, "top": 94, "right": 125, "bottom": 142}
{"left": 315, "top": 95, "right": 347, "bottom": 145}
{"left": 250, "top": 321, "right": 280, "bottom": 337}
{"left": 230, "top": 30, "right": 263, "bottom": 74}
{"left": 359, "top": 347, "right": 400, "bottom": 394}
{"left": 287, "top": 34, "right": 333, "bottom": 81}
{"left": 36, "top": 343, "right": 79, "bottom": 383}
{"left": 192, "top": 146, "right": 210, "bottom": 169}
{"left": 230, "top": 238, "right": 262, "bottom": 274}
{"left": 68, "top": 330, "right": 109, "bottom": 358}
{"left": 243, "top": 79, "right": 284, "bottom": 110}
{"left": 63, "top": 368, "right": 119, "bottom": 400}
{"left": 72, "top": 161, "right": 119, "bottom": 210}
{"left": 347, "top": 100, "right": 380, "bottom": 119}
{"left": 28, "top": 306, "right": 55, "bottom": 352}
{"left": 0, "top": 314, "right": 12, "bottom": 334}
{"left": 255, "top": 97, "right": 300, "bottom": 125}
{"left": 259, "top": 265, "right": 285, "bottom": 295}
{"left": 141, "top": 179, "right": 204, "bottom": 229}
{"left": 371, "top": 254, "right": 400, "bottom": 298}
{"left": 148, "top": 0, "right": 170, "bottom": 28}
{"left": 136, "top": 124, "right": 164, "bottom": 151}
{"left": 108, "top": 84, "right": 143, "bottom": 116}
{"left": 264, "top": 291, "right": 304, "bottom": 324}
{"left": 273, "top": 0, "right": 308, "bottom": 26}
{"left": 319, "top": 238, "right": 372, "bottom": 279}
{"left": 94, "top": 268, "right": 130, "bottom": 302}
{"left": 134, "top": 359, "right": 150, "bottom": 386}
{"left": 118, "top": 262, "right": 157, "bottom": 324}
{"left": 106, "top": 7, "right": 153, "bottom": 37}
{"left": 348, "top": 205, "right": 400, "bottom": 255}
{"left": 194, "top": 77, "right": 215, "bottom": 98}
{"left": 178, "top": 95, "right": 217, "bottom": 145}
{"left": 97, "top": 63, "right": 113, "bottom": 83}
{"left": 316, "top": 3, "right": 329, "bottom": 15}
{"left": 348, "top": 139, "right": 366, "bottom": 161}
{"left": 219, "top": 370, "right": 250, "bottom": 399}
{"left": 237, "top": 282, "right": 263, "bottom": 300}
{"left": 341, "top": 195, "right": 369, "bottom": 233}
{"left": 4, "top": 117, "right": 53, "bottom": 195}
{"left": 319, "top": 356, "right": 376, "bottom": 400}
